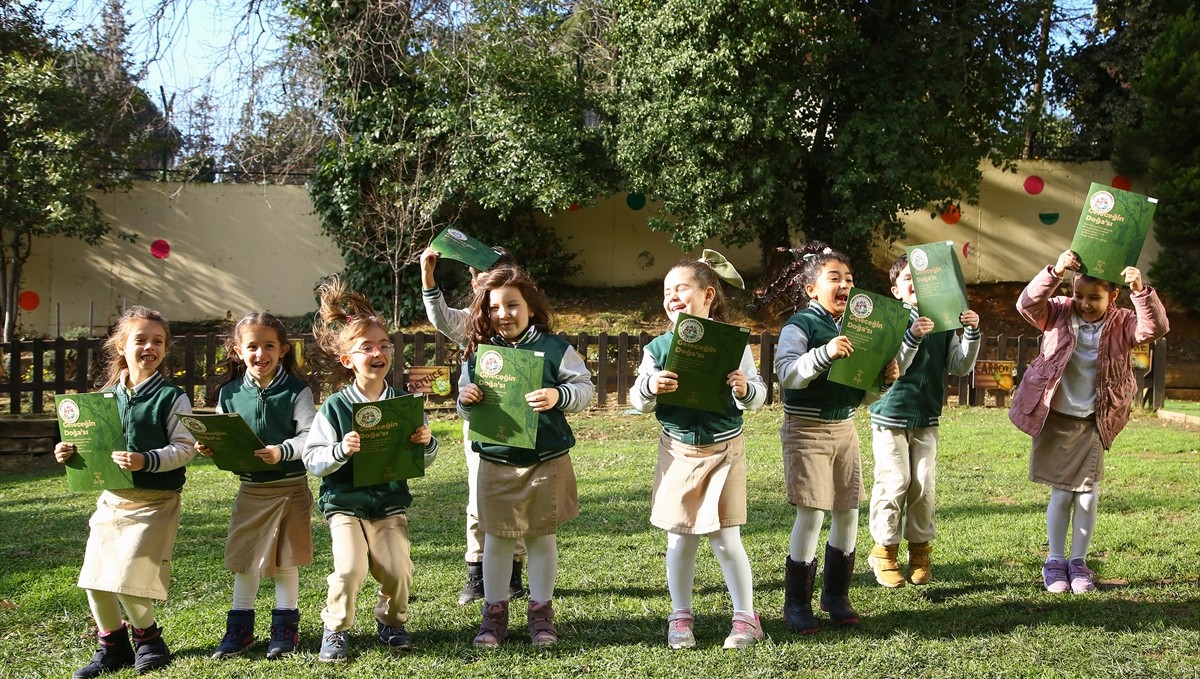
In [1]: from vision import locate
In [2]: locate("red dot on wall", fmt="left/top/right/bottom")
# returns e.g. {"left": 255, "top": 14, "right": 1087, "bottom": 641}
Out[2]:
{"left": 941, "top": 204, "right": 961, "bottom": 224}
{"left": 150, "top": 239, "right": 170, "bottom": 259}
{"left": 1024, "top": 175, "right": 1045, "bottom": 195}
{"left": 1111, "top": 175, "right": 1132, "bottom": 191}
{"left": 18, "top": 290, "right": 39, "bottom": 311}
{"left": 568, "top": 203, "right": 581, "bottom": 212}
{"left": 962, "top": 242, "right": 971, "bottom": 259}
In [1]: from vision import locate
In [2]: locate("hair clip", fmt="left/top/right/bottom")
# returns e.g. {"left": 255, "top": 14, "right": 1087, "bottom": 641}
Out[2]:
{"left": 802, "top": 253, "right": 817, "bottom": 261}
{"left": 822, "top": 247, "right": 832, "bottom": 254}
{"left": 699, "top": 249, "right": 746, "bottom": 289}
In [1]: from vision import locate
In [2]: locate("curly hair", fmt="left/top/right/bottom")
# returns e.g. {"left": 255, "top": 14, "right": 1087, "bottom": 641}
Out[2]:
{"left": 753, "top": 241, "right": 853, "bottom": 314}
{"left": 463, "top": 264, "right": 554, "bottom": 356}
{"left": 311, "top": 275, "right": 389, "bottom": 390}
{"left": 218, "top": 311, "right": 302, "bottom": 390}
{"left": 99, "top": 306, "right": 172, "bottom": 389}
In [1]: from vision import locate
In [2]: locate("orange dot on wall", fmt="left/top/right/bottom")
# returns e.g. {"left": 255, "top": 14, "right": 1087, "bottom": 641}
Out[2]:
{"left": 941, "top": 204, "right": 961, "bottom": 224}
{"left": 1111, "top": 175, "right": 1132, "bottom": 191}
{"left": 18, "top": 290, "right": 40, "bottom": 311}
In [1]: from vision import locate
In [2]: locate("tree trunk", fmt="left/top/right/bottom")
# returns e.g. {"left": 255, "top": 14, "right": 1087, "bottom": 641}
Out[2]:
{"left": 1022, "top": 1, "right": 1053, "bottom": 160}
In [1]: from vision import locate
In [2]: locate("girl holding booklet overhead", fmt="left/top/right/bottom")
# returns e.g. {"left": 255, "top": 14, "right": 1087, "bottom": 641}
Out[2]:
{"left": 195, "top": 311, "right": 316, "bottom": 661}
{"left": 52, "top": 307, "right": 196, "bottom": 677}
{"left": 456, "top": 264, "right": 594, "bottom": 649}
{"left": 764, "top": 241, "right": 901, "bottom": 634}
{"left": 302, "top": 277, "right": 440, "bottom": 662}
{"left": 630, "top": 251, "right": 767, "bottom": 650}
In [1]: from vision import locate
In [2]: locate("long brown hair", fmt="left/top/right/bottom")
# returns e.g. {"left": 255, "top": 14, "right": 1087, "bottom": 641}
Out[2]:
{"left": 218, "top": 311, "right": 301, "bottom": 389}
{"left": 99, "top": 306, "right": 172, "bottom": 389}
{"left": 464, "top": 264, "right": 554, "bottom": 356}
{"left": 311, "top": 275, "right": 389, "bottom": 390}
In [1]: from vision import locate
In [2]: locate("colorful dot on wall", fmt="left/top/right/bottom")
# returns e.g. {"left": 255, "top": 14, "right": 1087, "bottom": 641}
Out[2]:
{"left": 941, "top": 204, "right": 961, "bottom": 225}
{"left": 962, "top": 242, "right": 971, "bottom": 259}
{"left": 626, "top": 192, "right": 646, "bottom": 210}
{"left": 150, "top": 239, "right": 170, "bottom": 259}
{"left": 18, "top": 290, "right": 39, "bottom": 311}
{"left": 1024, "top": 175, "right": 1045, "bottom": 195}
{"left": 1111, "top": 175, "right": 1132, "bottom": 191}
{"left": 568, "top": 203, "right": 581, "bottom": 212}
{"left": 1038, "top": 212, "right": 1060, "bottom": 225}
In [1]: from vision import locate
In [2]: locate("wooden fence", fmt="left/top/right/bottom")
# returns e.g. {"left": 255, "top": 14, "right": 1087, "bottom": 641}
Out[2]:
{"left": 0, "top": 333, "right": 1166, "bottom": 415}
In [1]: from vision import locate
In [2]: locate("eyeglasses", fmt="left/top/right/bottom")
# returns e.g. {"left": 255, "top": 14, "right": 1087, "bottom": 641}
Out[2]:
{"left": 349, "top": 343, "right": 395, "bottom": 356}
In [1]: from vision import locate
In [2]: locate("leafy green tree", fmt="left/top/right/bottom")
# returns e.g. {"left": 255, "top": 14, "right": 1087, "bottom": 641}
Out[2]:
{"left": 612, "top": 1, "right": 1041, "bottom": 284}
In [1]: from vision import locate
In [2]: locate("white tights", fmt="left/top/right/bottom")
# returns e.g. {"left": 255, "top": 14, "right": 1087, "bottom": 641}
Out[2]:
{"left": 789, "top": 506, "right": 859, "bottom": 563}
{"left": 231, "top": 567, "right": 300, "bottom": 611}
{"left": 483, "top": 533, "right": 557, "bottom": 603}
{"left": 1046, "top": 486, "right": 1098, "bottom": 562}
{"left": 665, "top": 527, "right": 755, "bottom": 614}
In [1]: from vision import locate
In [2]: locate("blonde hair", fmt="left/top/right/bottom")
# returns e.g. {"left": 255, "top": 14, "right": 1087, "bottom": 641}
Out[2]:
{"left": 311, "top": 275, "right": 389, "bottom": 390}
{"left": 99, "top": 306, "right": 172, "bottom": 389}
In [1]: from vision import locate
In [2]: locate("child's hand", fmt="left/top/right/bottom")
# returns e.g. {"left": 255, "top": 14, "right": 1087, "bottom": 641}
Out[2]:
{"left": 526, "top": 388, "right": 559, "bottom": 413}
{"left": 1122, "top": 266, "right": 1144, "bottom": 293}
{"left": 254, "top": 445, "right": 282, "bottom": 465}
{"left": 341, "top": 432, "right": 361, "bottom": 457}
{"left": 420, "top": 248, "right": 440, "bottom": 288}
{"left": 959, "top": 309, "right": 980, "bottom": 329}
{"left": 111, "top": 450, "right": 146, "bottom": 471}
{"left": 459, "top": 383, "right": 483, "bottom": 406}
{"left": 882, "top": 359, "right": 900, "bottom": 385}
{"left": 649, "top": 370, "right": 679, "bottom": 395}
{"left": 726, "top": 369, "right": 748, "bottom": 399}
{"left": 195, "top": 443, "right": 213, "bottom": 458}
{"left": 1053, "top": 250, "right": 1080, "bottom": 276}
{"left": 53, "top": 442, "right": 76, "bottom": 464}
{"left": 410, "top": 424, "right": 432, "bottom": 446}
{"left": 911, "top": 317, "right": 935, "bottom": 338}
{"left": 825, "top": 335, "right": 853, "bottom": 360}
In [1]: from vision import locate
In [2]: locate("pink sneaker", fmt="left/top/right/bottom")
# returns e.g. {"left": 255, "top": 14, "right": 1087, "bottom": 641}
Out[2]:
{"left": 1042, "top": 559, "right": 1069, "bottom": 593}
{"left": 666, "top": 610, "right": 694, "bottom": 649}
{"left": 1067, "top": 559, "right": 1096, "bottom": 593}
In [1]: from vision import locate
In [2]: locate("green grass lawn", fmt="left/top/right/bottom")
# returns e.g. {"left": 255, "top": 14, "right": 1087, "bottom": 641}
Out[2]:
{"left": 1163, "top": 399, "right": 1200, "bottom": 418}
{"left": 2, "top": 407, "right": 1198, "bottom": 678}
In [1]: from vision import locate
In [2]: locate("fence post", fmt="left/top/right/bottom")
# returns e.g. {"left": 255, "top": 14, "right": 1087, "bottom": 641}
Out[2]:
{"left": 759, "top": 332, "right": 775, "bottom": 405}
{"left": 183, "top": 333, "right": 197, "bottom": 405}
{"left": 596, "top": 332, "right": 609, "bottom": 408}
{"left": 994, "top": 335, "right": 1010, "bottom": 409}
{"left": 7, "top": 338, "right": 20, "bottom": 414}
{"left": 1150, "top": 336, "right": 1167, "bottom": 410}
{"left": 204, "top": 332, "right": 218, "bottom": 407}
{"left": 32, "top": 338, "right": 45, "bottom": 414}
{"left": 54, "top": 337, "right": 68, "bottom": 398}
{"left": 75, "top": 337, "right": 91, "bottom": 392}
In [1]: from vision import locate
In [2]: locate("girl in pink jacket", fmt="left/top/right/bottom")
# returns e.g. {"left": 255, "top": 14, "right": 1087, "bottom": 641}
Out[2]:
{"left": 1009, "top": 250, "right": 1169, "bottom": 594}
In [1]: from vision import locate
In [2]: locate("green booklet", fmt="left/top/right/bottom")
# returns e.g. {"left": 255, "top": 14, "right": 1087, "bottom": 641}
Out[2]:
{"left": 176, "top": 412, "right": 274, "bottom": 473}
{"left": 430, "top": 227, "right": 500, "bottom": 271}
{"left": 1071, "top": 182, "right": 1159, "bottom": 284}
{"left": 906, "top": 240, "right": 968, "bottom": 333}
{"left": 657, "top": 313, "right": 751, "bottom": 414}
{"left": 352, "top": 394, "right": 427, "bottom": 487}
{"left": 828, "top": 290, "right": 909, "bottom": 393}
{"left": 55, "top": 393, "right": 134, "bottom": 492}
{"left": 468, "top": 345, "right": 544, "bottom": 449}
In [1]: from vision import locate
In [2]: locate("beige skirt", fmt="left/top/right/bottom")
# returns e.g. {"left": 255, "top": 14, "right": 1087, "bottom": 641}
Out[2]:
{"left": 1029, "top": 410, "right": 1105, "bottom": 492}
{"left": 224, "top": 476, "right": 315, "bottom": 576}
{"left": 781, "top": 416, "right": 863, "bottom": 511}
{"left": 651, "top": 433, "right": 747, "bottom": 534}
{"left": 477, "top": 455, "right": 579, "bottom": 538}
{"left": 78, "top": 488, "right": 182, "bottom": 600}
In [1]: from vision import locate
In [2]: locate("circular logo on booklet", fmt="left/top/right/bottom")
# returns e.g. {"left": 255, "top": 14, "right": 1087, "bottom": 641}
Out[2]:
{"left": 355, "top": 405, "right": 382, "bottom": 429}
{"left": 179, "top": 416, "right": 207, "bottom": 434}
{"left": 910, "top": 248, "right": 929, "bottom": 272}
{"left": 849, "top": 293, "right": 874, "bottom": 319}
{"left": 479, "top": 350, "right": 504, "bottom": 377}
{"left": 447, "top": 228, "right": 468, "bottom": 242}
{"left": 58, "top": 399, "right": 80, "bottom": 425}
{"left": 678, "top": 318, "right": 705, "bottom": 343}
{"left": 1089, "top": 190, "right": 1116, "bottom": 214}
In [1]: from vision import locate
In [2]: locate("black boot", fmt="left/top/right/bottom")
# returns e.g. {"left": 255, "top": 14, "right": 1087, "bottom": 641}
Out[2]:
{"left": 73, "top": 624, "right": 134, "bottom": 679}
{"left": 266, "top": 608, "right": 301, "bottom": 660}
{"left": 509, "top": 559, "right": 527, "bottom": 600}
{"left": 819, "top": 543, "right": 860, "bottom": 625}
{"left": 131, "top": 622, "right": 172, "bottom": 673}
{"left": 784, "top": 556, "right": 820, "bottom": 634}
{"left": 459, "top": 561, "right": 484, "bottom": 606}
{"left": 211, "top": 609, "right": 255, "bottom": 659}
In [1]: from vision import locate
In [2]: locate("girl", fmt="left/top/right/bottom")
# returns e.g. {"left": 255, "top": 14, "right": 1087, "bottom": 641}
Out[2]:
{"left": 302, "top": 277, "right": 440, "bottom": 662}
{"left": 53, "top": 307, "right": 196, "bottom": 677}
{"left": 419, "top": 246, "right": 527, "bottom": 605}
{"left": 456, "top": 264, "right": 594, "bottom": 648}
{"left": 630, "top": 251, "right": 767, "bottom": 650}
{"left": 1009, "top": 250, "right": 1168, "bottom": 593}
{"left": 198, "top": 312, "right": 316, "bottom": 660}
{"left": 769, "top": 242, "right": 900, "bottom": 634}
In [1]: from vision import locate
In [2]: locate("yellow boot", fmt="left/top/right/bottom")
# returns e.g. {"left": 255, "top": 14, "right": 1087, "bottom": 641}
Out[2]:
{"left": 868, "top": 543, "right": 905, "bottom": 588}
{"left": 907, "top": 542, "right": 933, "bottom": 585}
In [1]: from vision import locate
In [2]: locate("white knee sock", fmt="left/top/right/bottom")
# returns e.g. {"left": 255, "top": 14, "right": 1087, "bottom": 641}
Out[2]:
{"left": 274, "top": 567, "right": 300, "bottom": 610}
{"left": 232, "top": 572, "right": 260, "bottom": 610}
{"left": 86, "top": 590, "right": 124, "bottom": 633}
{"left": 790, "top": 507, "right": 824, "bottom": 563}
{"left": 665, "top": 532, "right": 700, "bottom": 612}
{"left": 1046, "top": 488, "right": 1073, "bottom": 562}
{"left": 828, "top": 508, "right": 860, "bottom": 554}
{"left": 482, "top": 534, "right": 517, "bottom": 603}
{"left": 1070, "top": 488, "right": 1099, "bottom": 561}
{"left": 116, "top": 594, "right": 155, "bottom": 630}
{"left": 708, "top": 527, "right": 754, "bottom": 614}
{"left": 525, "top": 534, "right": 558, "bottom": 603}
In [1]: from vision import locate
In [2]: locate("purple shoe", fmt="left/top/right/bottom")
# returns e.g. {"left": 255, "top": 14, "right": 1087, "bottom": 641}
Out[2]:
{"left": 1042, "top": 559, "right": 1069, "bottom": 593}
{"left": 1067, "top": 558, "right": 1096, "bottom": 593}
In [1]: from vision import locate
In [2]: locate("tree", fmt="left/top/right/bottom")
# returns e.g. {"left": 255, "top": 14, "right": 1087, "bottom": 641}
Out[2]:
{"left": 612, "top": 1, "right": 1042, "bottom": 286}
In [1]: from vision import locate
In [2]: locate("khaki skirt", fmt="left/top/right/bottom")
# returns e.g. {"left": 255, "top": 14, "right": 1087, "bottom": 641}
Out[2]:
{"left": 781, "top": 416, "right": 863, "bottom": 511}
{"left": 1029, "top": 410, "right": 1104, "bottom": 492}
{"left": 477, "top": 455, "right": 579, "bottom": 538}
{"left": 78, "top": 488, "right": 182, "bottom": 600}
{"left": 224, "top": 476, "right": 314, "bottom": 576}
{"left": 651, "top": 433, "right": 747, "bottom": 534}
